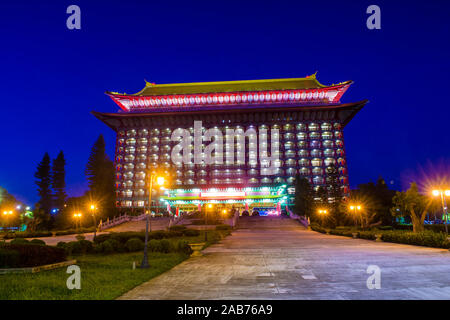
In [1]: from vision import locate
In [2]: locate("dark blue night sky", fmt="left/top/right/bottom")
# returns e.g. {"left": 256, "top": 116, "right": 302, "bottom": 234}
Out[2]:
{"left": 1, "top": 0, "right": 449, "bottom": 205}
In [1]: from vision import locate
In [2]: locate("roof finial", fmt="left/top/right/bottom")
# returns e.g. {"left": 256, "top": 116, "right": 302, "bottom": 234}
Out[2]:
{"left": 144, "top": 79, "right": 155, "bottom": 87}
{"left": 306, "top": 72, "right": 318, "bottom": 79}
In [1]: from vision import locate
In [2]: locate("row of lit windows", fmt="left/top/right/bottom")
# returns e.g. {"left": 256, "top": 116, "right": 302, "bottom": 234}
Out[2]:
{"left": 116, "top": 176, "right": 349, "bottom": 198}
{"left": 116, "top": 157, "right": 346, "bottom": 174}
{"left": 117, "top": 123, "right": 343, "bottom": 138}
{"left": 116, "top": 148, "right": 345, "bottom": 163}
{"left": 118, "top": 141, "right": 344, "bottom": 155}
{"left": 119, "top": 131, "right": 343, "bottom": 146}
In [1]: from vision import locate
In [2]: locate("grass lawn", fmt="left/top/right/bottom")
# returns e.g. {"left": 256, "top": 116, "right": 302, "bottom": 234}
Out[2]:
{"left": 0, "top": 229, "right": 230, "bottom": 300}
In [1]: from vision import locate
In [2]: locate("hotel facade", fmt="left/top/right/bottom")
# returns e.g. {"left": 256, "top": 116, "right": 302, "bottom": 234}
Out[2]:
{"left": 93, "top": 74, "right": 366, "bottom": 213}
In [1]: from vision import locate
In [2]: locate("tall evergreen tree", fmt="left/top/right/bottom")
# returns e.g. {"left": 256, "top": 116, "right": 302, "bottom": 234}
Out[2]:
{"left": 293, "top": 175, "right": 314, "bottom": 218}
{"left": 52, "top": 151, "right": 67, "bottom": 211}
{"left": 35, "top": 153, "right": 52, "bottom": 213}
{"left": 34, "top": 153, "right": 52, "bottom": 229}
{"left": 85, "top": 135, "right": 116, "bottom": 220}
{"left": 325, "top": 164, "right": 345, "bottom": 227}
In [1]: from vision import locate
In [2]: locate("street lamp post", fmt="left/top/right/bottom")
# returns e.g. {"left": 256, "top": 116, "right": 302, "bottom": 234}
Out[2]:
{"left": 432, "top": 189, "right": 450, "bottom": 234}
{"left": 141, "top": 173, "right": 164, "bottom": 269}
{"left": 2, "top": 210, "right": 14, "bottom": 230}
{"left": 317, "top": 209, "right": 328, "bottom": 226}
{"left": 349, "top": 205, "right": 362, "bottom": 228}
{"left": 89, "top": 204, "right": 97, "bottom": 240}
{"left": 73, "top": 213, "right": 82, "bottom": 231}
{"left": 205, "top": 204, "right": 212, "bottom": 242}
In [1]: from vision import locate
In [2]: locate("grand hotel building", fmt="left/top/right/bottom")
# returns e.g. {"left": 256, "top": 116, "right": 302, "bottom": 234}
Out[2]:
{"left": 93, "top": 74, "right": 366, "bottom": 213}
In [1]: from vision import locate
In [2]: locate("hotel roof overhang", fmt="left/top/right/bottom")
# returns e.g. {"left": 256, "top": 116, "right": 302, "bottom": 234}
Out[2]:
{"left": 105, "top": 74, "right": 353, "bottom": 112}
{"left": 92, "top": 100, "right": 368, "bottom": 131}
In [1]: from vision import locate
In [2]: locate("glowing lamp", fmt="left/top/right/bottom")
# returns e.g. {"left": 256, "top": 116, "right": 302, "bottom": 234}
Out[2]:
{"left": 445, "top": 190, "right": 450, "bottom": 197}
{"left": 349, "top": 206, "right": 355, "bottom": 210}
{"left": 156, "top": 176, "right": 165, "bottom": 186}
{"left": 432, "top": 190, "right": 440, "bottom": 197}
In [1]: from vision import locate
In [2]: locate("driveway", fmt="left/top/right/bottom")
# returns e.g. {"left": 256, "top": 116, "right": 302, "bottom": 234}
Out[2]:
{"left": 119, "top": 216, "right": 450, "bottom": 300}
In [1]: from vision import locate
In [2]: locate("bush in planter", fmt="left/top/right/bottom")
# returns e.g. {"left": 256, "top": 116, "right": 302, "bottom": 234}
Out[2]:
{"left": 29, "top": 239, "right": 46, "bottom": 246}
{"left": 125, "top": 238, "right": 144, "bottom": 252}
{"left": 0, "top": 248, "right": 20, "bottom": 268}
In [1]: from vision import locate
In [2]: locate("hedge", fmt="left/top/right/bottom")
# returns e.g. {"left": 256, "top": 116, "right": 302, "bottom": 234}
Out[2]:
{"left": 0, "top": 243, "right": 66, "bottom": 268}
{"left": 216, "top": 224, "right": 232, "bottom": 231}
{"left": 3, "top": 231, "right": 52, "bottom": 239}
{"left": 310, "top": 224, "right": 450, "bottom": 249}
{"left": 93, "top": 229, "right": 200, "bottom": 245}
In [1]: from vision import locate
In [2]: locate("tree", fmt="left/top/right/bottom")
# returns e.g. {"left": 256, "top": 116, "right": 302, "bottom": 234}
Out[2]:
{"left": 52, "top": 151, "right": 67, "bottom": 211}
{"left": 353, "top": 177, "right": 396, "bottom": 227}
{"left": 293, "top": 175, "right": 314, "bottom": 218}
{"left": 326, "top": 164, "right": 345, "bottom": 226}
{"left": 391, "top": 182, "right": 436, "bottom": 232}
{"left": 35, "top": 152, "right": 52, "bottom": 228}
{"left": 85, "top": 135, "right": 116, "bottom": 220}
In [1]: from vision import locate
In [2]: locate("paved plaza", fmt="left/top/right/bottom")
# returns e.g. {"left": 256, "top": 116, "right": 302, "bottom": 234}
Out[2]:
{"left": 119, "top": 216, "right": 450, "bottom": 300}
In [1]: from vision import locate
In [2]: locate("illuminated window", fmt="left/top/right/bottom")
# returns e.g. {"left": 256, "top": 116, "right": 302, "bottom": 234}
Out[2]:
{"left": 126, "top": 138, "right": 136, "bottom": 145}
{"left": 311, "top": 158, "right": 323, "bottom": 167}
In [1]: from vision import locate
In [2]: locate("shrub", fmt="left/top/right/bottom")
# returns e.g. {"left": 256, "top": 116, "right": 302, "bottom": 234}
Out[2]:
{"left": 148, "top": 239, "right": 161, "bottom": 252}
{"left": 215, "top": 224, "right": 231, "bottom": 231}
{"left": 0, "top": 248, "right": 20, "bottom": 268}
{"left": 125, "top": 238, "right": 144, "bottom": 252}
{"left": 5, "top": 231, "right": 52, "bottom": 239}
{"left": 183, "top": 229, "right": 200, "bottom": 236}
{"left": 167, "top": 230, "right": 184, "bottom": 238}
{"left": 10, "top": 238, "right": 30, "bottom": 245}
{"left": 169, "top": 225, "right": 187, "bottom": 232}
{"left": 310, "top": 223, "right": 326, "bottom": 233}
{"left": 75, "top": 234, "right": 86, "bottom": 241}
{"left": 174, "top": 240, "right": 192, "bottom": 255}
{"left": 377, "top": 226, "right": 393, "bottom": 231}
{"left": 381, "top": 230, "right": 449, "bottom": 248}
{"left": 77, "top": 240, "right": 94, "bottom": 254}
{"left": 29, "top": 239, "right": 46, "bottom": 246}
{"left": 100, "top": 240, "right": 115, "bottom": 254}
{"left": 66, "top": 241, "right": 82, "bottom": 255}
{"left": 56, "top": 241, "right": 66, "bottom": 249}
{"left": 0, "top": 243, "right": 66, "bottom": 267}
{"left": 159, "top": 239, "right": 170, "bottom": 253}
{"left": 358, "top": 231, "right": 376, "bottom": 240}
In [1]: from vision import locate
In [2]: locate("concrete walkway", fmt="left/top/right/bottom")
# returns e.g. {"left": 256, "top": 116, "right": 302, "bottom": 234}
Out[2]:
{"left": 119, "top": 216, "right": 450, "bottom": 300}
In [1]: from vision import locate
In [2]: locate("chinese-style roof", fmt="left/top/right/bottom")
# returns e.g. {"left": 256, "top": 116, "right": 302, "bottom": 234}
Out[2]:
{"left": 105, "top": 74, "right": 353, "bottom": 112}
{"left": 107, "top": 73, "right": 350, "bottom": 97}
{"left": 92, "top": 100, "right": 367, "bottom": 130}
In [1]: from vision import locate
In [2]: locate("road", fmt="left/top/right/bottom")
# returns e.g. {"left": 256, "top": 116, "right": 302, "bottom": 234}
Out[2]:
{"left": 118, "top": 216, "right": 450, "bottom": 300}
